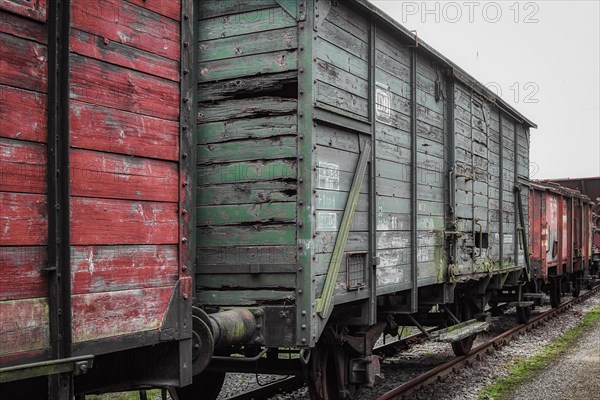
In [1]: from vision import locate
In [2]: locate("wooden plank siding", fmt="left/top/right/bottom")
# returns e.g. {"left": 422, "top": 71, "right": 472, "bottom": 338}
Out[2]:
{"left": 0, "top": 9, "right": 49, "bottom": 362}
{"left": 66, "top": 0, "right": 182, "bottom": 344}
{"left": 195, "top": 2, "right": 299, "bottom": 303}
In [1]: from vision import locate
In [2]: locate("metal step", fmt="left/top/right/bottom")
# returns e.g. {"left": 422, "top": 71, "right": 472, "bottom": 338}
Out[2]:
{"left": 522, "top": 293, "right": 546, "bottom": 299}
{"left": 508, "top": 301, "right": 535, "bottom": 308}
{"left": 429, "top": 319, "right": 489, "bottom": 343}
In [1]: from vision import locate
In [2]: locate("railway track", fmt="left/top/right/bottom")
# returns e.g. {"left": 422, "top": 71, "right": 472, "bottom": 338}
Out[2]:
{"left": 376, "top": 284, "right": 600, "bottom": 400}
{"left": 222, "top": 285, "right": 600, "bottom": 400}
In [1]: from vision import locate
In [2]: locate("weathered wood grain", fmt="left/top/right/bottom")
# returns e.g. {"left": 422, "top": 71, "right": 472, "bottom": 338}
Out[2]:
{"left": 198, "top": 0, "right": 278, "bottom": 20}
{"left": 195, "top": 289, "right": 295, "bottom": 306}
{"left": 199, "top": 26, "right": 297, "bottom": 62}
{"left": 125, "top": 0, "right": 181, "bottom": 20}
{"left": 0, "top": 193, "right": 47, "bottom": 245}
{"left": 71, "top": 0, "right": 179, "bottom": 60}
{"left": 71, "top": 286, "right": 174, "bottom": 343}
{"left": 0, "top": 246, "right": 47, "bottom": 301}
{"left": 198, "top": 97, "right": 297, "bottom": 123}
{"left": 0, "top": 32, "right": 47, "bottom": 92}
{"left": 198, "top": 159, "right": 296, "bottom": 185}
{"left": 319, "top": 19, "right": 368, "bottom": 61}
{"left": 197, "top": 274, "right": 296, "bottom": 289}
{"left": 0, "top": 0, "right": 46, "bottom": 22}
{"left": 70, "top": 29, "right": 179, "bottom": 81}
{"left": 198, "top": 114, "right": 296, "bottom": 144}
{"left": 70, "top": 149, "right": 178, "bottom": 202}
{"left": 198, "top": 72, "right": 297, "bottom": 102}
{"left": 316, "top": 80, "right": 368, "bottom": 118}
{"left": 197, "top": 202, "right": 296, "bottom": 226}
{"left": 0, "top": 10, "right": 47, "bottom": 43}
{"left": 316, "top": 38, "right": 368, "bottom": 79}
{"left": 198, "top": 50, "right": 298, "bottom": 83}
{"left": 197, "top": 225, "right": 296, "bottom": 247}
{"left": 70, "top": 55, "right": 180, "bottom": 121}
{"left": 199, "top": 7, "right": 296, "bottom": 41}
{"left": 197, "top": 245, "right": 296, "bottom": 268}
{"left": 70, "top": 197, "right": 178, "bottom": 245}
{"left": 198, "top": 136, "right": 297, "bottom": 164}
{"left": 197, "top": 182, "right": 297, "bottom": 206}
{"left": 70, "top": 101, "right": 179, "bottom": 161}
{"left": 0, "top": 85, "right": 47, "bottom": 142}
{"left": 71, "top": 245, "right": 178, "bottom": 294}
{"left": 0, "top": 138, "right": 46, "bottom": 194}
{"left": 0, "top": 297, "right": 48, "bottom": 357}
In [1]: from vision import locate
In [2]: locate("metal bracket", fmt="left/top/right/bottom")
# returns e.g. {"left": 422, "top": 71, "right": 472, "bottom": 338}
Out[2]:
{"left": 0, "top": 355, "right": 93, "bottom": 384}
{"left": 314, "top": 0, "right": 332, "bottom": 31}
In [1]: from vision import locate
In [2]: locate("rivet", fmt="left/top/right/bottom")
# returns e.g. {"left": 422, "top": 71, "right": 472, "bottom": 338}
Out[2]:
{"left": 182, "top": 181, "right": 188, "bottom": 187}
{"left": 299, "top": 201, "right": 304, "bottom": 206}
{"left": 182, "top": 265, "right": 187, "bottom": 271}
{"left": 300, "top": 46, "right": 304, "bottom": 51}
{"left": 183, "top": 293, "right": 188, "bottom": 300}
{"left": 301, "top": 324, "right": 307, "bottom": 329}
{"left": 183, "top": 126, "right": 188, "bottom": 131}
{"left": 184, "top": 15, "right": 189, "bottom": 20}
{"left": 299, "top": 178, "right": 304, "bottom": 183}
{"left": 298, "top": 289, "right": 303, "bottom": 294}
{"left": 182, "top": 209, "right": 187, "bottom": 215}
{"left": 302, "top": 310, "right": 307, "bottom": 316}
{"left": 299, "top": 135, "right": 304, "bottom": 140}
{"left": 299, "top": 156, "right": 304, "bottom": 161}
{"left": 298, "top": 267, "right": 303, "bottom": 272}
{"left": 298, "top": 222, "right": 303, "bottom": 227}
{"left": 103, "top": 37, "right": 109, "bottom": 45}
{"left": 183, "top": 69, "right": 189, "bottom": 75}
{"left": 298, "top": 245, "right": 303, "bottom": 250}
{"left": 299, "top": 112, "right": 304, "bottom": 117}
{"left": 300, "top": 68, "right": 304, "bottom": 73}
{"left": 184, "top": 42, "right": 189, "bottom": 48}
{"left": 183, "top": 97, "right": 189, "bottom": 103}
{"left": 182, "top": 237, "right": 187, "bottom": 243}
{"left": 300, "top": 90, "right": 304, "bottom": 95}
{"left": 302, "top": 338, "right": 307, "bottom": 343}
{"left": 182, "top": 153, "right": 188, "bottom": 158}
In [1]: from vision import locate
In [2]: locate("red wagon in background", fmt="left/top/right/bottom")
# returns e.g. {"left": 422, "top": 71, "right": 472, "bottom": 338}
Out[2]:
{"left": 546, "top": 177, "right": 600, "bottom": 276}
{"left": 529, "top": 181, "right": 595, "bottom": 307}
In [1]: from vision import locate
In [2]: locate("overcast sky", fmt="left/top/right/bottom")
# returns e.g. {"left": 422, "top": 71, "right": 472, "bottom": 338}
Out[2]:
{"left": 371, "top": 0, "right": 600, "bottom": 180}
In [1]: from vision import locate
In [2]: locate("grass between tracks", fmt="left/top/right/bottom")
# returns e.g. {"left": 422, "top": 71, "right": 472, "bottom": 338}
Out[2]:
{"left": 478, "top": 303, "right": 600, "bottom": 400}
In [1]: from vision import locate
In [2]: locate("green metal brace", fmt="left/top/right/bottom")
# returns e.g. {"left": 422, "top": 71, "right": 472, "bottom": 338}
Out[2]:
{"left": 315, "top": 140, "right": 372, "bottom": 320}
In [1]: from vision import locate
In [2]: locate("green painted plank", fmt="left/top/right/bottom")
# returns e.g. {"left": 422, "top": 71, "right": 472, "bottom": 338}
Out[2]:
{"left": 198, "top": 115, "right": 297, "bottom": 144}
{"left": 198, "top": 0, "right": 278, "bottom": 20}
{"left": 315, "top": 210, "right": 369, "bottom": 232}
{"left": 197, "top": 273, "right": 296, "bottom": 289}
{"left": 315, "top": 38, "right": 368, "bottom": 79}
{"left": 315, "top": 81, "right": 369, "bottom": 118}
{"left": 198, "top": 26, "right": 297, "bottom": 62}
{"left": 199, "top": 7, "right": 296, "bottom": 41}
{"left": 198, "top": 136, "right": 296, "bottom": 164}
{"left": 199, "top": 50, "right": 298, "bottom": 83}
{"left": 318, "top": 19, "right": 368, "bottom": 61}
{"left": 197, "top": 245, "right": 296, "bottom": 266}
{"left": 316, "top": 190, "right": 369, "bottom": 212}
{"left": 197, "top": 225, "right": 296, "bottom": 247}
{"left": 198, "top": 71, "right": 297, "bottom": 102}
{"left": 325, "top": 1, "right": 369, "bottom": 41}
{"left": 197, "top": 182, "right": 297, "bottom": 205}
{"left": 315, "top": 59, "right": 369, "bottom": 100}
{"left": 198, "top": 97, "right": 297, "bottom": 123}
{"left": 197, "top": 202, "right": 296, "bottom": 225}
{"left": 197, "top": 159, "right": 296, "bottom": 185}
{"left": 196, "top": 289, "right": 295, "bottom": 306}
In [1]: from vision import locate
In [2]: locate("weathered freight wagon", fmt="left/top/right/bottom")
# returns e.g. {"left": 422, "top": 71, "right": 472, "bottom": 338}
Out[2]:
{"left": 529, "top": 181, "right": 595, "bottom": 304}
{"left": 1, "top": 0, "right": 538, "bottom": 399}
{"left": 194, "top": 0, "right": 536, "bottom": 398}
{"left": 0, "top": 0, "right": 196, "bottom": 398}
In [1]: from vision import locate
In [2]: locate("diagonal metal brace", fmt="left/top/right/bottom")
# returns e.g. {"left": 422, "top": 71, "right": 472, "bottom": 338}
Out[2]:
{"left": 316, "top": 140, "right": 372, "bottom": 320}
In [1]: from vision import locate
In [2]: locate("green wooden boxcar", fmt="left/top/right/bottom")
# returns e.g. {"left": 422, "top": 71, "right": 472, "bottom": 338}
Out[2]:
{"left": 193, "top": 0, "right": 535, "bottom": 396}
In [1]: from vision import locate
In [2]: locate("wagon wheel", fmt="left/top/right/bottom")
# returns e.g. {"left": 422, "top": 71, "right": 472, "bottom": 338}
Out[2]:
{"left": 169, "top": 371, "right": 226, "bottom": 400}
{"left": 305, "top": 343, "right": 356, "bottom": 400}
{"left": 451, "top": 299, "right": 476, "bottom": 356}
{"left": 550, "top": 279, "right": 562, "bottom": 308}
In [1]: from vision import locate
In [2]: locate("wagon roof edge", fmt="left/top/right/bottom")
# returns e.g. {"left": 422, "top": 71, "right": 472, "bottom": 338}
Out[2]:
{"left": 354, "top": 0, "right": 538, "bottom": 129}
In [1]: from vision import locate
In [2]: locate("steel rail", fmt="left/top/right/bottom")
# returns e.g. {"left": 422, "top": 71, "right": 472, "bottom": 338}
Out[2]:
{"left": 222, "top": 331, "right": 429, "bottom": 400}
{"left": 376, "top": 285, "right": 600, "bottom": 400}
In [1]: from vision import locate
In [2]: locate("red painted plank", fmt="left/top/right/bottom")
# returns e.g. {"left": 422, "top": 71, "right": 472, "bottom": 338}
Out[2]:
{"left": 0, "top": 193, "right": 47, "bottom": 245}
{"left": 70, "top": 197, "right": 178, "bottom": 245}
{"left": 70, "top": 54, "right": 179, "bottom": 121}
{"left": 0, "top": 0, "right": 47, "bottom": 22}
{"left": 0, "top": 32, "right": 47, "bottom": 92}
{"left": 0, "top": 297, "right": 49, "bottom": 357}
{"left": 70, "top": 148, "right": 178, "bottom": 202}
{"left": 125, "top": 0, "right": 181, "bottom": 21}
{"left": 71, "top": 0, "right": 179, "bottom": 61}
{"left": 71, "top": 286, "right": 173, "bottom": 343}
{"left": 0, "top": 246, "right": 47, "bottom": 301}
{"left": 70, "top": 28, "right": 179, "bottom": 82}
{"left": 71, "top": 245, "right": 178, "bottom": 294}
{"left": 0, "top": 10, "right": 47, "bottom": 43}
{"left": 0, "top": 85, "right": 47, "bottom": 142}
{"left": 70, "top": 101, "right": 178, "bottom": 160}
{"left": 0, "top": 138, "right": 46, "bottom": 194}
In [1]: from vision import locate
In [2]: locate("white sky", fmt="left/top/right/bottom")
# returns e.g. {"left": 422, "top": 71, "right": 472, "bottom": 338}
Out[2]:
{"left": 370, "top": 0, "right": 600, "bottom": 180}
